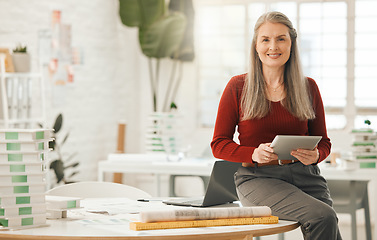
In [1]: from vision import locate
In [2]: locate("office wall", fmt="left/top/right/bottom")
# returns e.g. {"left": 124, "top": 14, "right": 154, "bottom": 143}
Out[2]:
{"left": 0, "top": 0, "right": 351, "bottom": 187}
{"left": 0, "top": 0, "right": 139, "bottom": 183}
{"left": 0, "top": 0, "right": 202, "bottom": 184}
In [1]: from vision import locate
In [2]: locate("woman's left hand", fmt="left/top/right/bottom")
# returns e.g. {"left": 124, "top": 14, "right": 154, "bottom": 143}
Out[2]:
{"left": 291, "top": 147, "right": 319, "bottom": 165}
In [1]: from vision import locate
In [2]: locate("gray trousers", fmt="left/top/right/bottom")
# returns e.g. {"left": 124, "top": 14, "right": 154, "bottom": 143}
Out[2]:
{"left": 235, "top": 162, "right": 342, "bottom": 240}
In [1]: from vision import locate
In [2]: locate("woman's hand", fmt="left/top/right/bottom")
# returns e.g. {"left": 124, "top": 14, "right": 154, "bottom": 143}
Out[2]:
{"left": 291, "top": 147, "right": 319, "bottom": 165}
{"left": 252, "top": 143, "right": 278, "bottom": 163}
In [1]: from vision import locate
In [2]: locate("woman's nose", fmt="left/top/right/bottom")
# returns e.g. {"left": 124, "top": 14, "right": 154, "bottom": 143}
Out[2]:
{"left": 269, "top": 41, "right": 278, "bottom": 50}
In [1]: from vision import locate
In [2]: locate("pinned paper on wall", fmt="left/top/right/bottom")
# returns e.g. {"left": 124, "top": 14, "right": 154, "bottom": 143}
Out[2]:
{"left": 50, "top": 10, "right": 74, "bottom": 86}
{"left": 38, "top": 9, "right": 83, "bottom": 106}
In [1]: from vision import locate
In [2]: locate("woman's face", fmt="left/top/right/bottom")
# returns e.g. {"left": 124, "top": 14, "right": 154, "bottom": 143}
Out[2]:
{"left": 255, "top": 22, "right": 292, "bottom": 71}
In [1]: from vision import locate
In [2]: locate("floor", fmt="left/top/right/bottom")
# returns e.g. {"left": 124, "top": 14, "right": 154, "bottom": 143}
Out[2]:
{"left": 258, "top": 214, "right": 372, "bottom": 240}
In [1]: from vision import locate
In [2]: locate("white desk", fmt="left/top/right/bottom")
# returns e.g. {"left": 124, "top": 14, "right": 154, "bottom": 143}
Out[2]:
{"left": 0, "top": 198, "right": 300, "bottom": 240}
{"left": 98, "top": 155, "right": 377, "bottom": 240}
{"left": 98, "top": 158, "right": 214, "bottom": 196}
{"left": 98, "top": 157, "right": 377, "bottom": 193}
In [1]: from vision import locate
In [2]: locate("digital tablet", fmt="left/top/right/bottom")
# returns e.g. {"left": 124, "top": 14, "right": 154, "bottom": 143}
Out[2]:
{"left": 270, "top": 135, "right": 322, "bottom": 160}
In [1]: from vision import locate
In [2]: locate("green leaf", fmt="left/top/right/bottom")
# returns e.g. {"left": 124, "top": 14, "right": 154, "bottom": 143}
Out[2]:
{"left": 68, "top": 171, "right": 79, "bottom": 178}
{"left": 170, "top": 102, "right": 177, "bottom": 109}
{"left": 119, "top": 0, "right": 165, "bottom": 27}
{"left": 53, "top": 114, "right": 63, "bottom": 133}
{"left": 50, "top": 160, "right": 65, "bottom": 183}
{"left": 61, "top": 132, "right": 69, "bottom": 146}
{"left": 168, "top": 0, "right": 195, "bottom": 61}
{"left": 139, "top": 12, "right": 186, "bottom": 59}
{"left": 64, "top": 162, "right": 79, "bottom": 169}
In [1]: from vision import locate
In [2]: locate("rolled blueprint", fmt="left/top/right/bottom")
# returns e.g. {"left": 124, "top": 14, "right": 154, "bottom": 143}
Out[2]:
{"left": 140, "top": 206, "right": 271, "bottom": 223}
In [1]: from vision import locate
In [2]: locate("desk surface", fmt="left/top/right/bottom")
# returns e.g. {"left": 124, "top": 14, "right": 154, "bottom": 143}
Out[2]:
{"left": 0, "top": 198, "right": 299, "bottom": 240}
{"left": 98, "top": 155, "right": 377, "bottom": 240}
{"left": 98, "top": 157, "right": 377, "bottom": 181}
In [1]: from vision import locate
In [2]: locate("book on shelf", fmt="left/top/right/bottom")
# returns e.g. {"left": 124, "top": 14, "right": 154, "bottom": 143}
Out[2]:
{"left": 351, "top": 128, "right": 374, "bottom": 134}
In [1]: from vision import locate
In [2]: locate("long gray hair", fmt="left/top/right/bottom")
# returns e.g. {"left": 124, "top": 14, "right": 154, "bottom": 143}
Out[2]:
{"left": 240, "top": 11, "right": 315, "bottom": 121}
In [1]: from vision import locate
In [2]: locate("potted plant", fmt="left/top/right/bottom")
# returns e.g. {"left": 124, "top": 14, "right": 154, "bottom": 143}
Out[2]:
{"left": 119, "top": 0, "right": 195, "bottom": 112}
{"left": 48, "top": 114, "right": 79, "bottom": 186}
{"left": 119, "top": 0, "right": 195, "bottom": 154}
{"left": 12, "top": 43, "right": 31, "bottom": 72}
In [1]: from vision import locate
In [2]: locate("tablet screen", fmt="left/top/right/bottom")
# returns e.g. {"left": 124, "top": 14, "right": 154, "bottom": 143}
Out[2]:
{"left": 270, "top": 135, "right": 322, "bottom": 160}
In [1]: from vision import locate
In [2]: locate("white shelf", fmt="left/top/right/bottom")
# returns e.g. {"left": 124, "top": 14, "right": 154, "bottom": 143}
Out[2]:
{"left": 0, "top": 69, "right": 46, "bottom": 128}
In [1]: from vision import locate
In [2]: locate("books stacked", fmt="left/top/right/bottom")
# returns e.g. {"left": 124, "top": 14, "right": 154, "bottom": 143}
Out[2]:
{"left": 0, "top": 129, "right": 52, "bottom": 229}
{"left": 348, "top": 128, "right": 377, "bottom": 169}
{"left": 46, "top": 195, "right": 82, "bottom": 219}
{"left": 145, "top": 112, "right": 182, "bottom": 158}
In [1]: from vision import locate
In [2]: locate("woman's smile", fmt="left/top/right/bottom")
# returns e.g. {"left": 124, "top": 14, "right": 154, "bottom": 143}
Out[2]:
{"left": 256, "top": 22, "right": 292, "bottom": 70}
{"left": 267, "top": 53, "right": 282, "bottom": 59}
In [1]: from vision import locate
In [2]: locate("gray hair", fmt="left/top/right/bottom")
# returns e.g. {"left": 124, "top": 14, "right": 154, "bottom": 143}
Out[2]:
{"left": 241, "top": 11, "right": 315, "bottom": 121}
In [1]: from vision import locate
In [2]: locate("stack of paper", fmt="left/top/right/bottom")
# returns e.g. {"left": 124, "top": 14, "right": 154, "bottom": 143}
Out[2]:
{"left": 0, "top": 129, "right": 52, "bottom": 229}
{"left": 347, "top": 128, "right": 377, "bottom": 169}
{"left": 46, "top": 195, "right": 82, "bottom": 219}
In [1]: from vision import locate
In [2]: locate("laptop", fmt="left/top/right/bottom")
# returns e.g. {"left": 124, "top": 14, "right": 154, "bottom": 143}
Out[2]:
{"left": 162, "top": 160, "right": 242, "bottom": 207}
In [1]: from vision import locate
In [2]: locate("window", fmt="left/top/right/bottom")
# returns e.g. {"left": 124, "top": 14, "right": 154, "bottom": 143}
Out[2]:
{"left": 196, "top": 0, "right": 377, "bottom": 131}
{"left": 197, "top": 5, "right": 246, "bottom": 126}
{"left": 355, "top": 0, "right": 377, "bottom": 108}
{"left": 299, "top": 2, "right": 348, "bottom": 130}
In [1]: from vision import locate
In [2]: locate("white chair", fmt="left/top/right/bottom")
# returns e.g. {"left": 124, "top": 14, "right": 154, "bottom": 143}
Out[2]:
{"left": 169, "top": 175, "right": 210, "bottom": 197}
{"left": 46, "top": 181, "right": 151, "bottom": 200}
{"left": 272, "top": 180, "right": 371, "bottom": 240}
{"left": 327, "top": 180, "right": 372, "bottom": 240}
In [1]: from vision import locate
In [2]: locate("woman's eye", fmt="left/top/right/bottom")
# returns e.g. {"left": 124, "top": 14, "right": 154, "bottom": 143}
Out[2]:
{"left": 278, "top": 38, "right": 285, "bottom": 41}
{"left": 262, "top": 39, "right": 269, "bottom": 42}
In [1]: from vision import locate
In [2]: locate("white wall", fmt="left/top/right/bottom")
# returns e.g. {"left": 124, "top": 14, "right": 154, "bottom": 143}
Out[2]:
{"left": 0, "top": 0, "right": 353, "bottom": 187}
{"left": 0, "top": 0, "right": 205, "bottom": 185}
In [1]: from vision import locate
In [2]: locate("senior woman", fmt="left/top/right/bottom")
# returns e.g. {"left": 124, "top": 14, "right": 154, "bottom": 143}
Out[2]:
{"left": 211, "top": 11, "right": 342, "bottom": 240}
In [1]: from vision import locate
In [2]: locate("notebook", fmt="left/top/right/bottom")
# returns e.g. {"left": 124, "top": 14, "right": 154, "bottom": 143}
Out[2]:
{"left": 162, "top": 160, "right": 242, "bottom": 207}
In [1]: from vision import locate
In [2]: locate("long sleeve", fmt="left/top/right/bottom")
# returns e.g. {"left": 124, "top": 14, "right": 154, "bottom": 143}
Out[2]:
{"left": 307, "top": 78, "right": 331, "bottom": 163}
{"left": 210, "top": 75, "right": 331, "bottom": 164}
{"left": 211, "top": 75, "right": 255, "bottom": 163}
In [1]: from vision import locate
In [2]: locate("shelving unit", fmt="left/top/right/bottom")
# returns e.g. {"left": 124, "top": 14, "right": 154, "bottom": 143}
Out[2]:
{"left": 0, "top": 54, "right": 46, "bottom": 128}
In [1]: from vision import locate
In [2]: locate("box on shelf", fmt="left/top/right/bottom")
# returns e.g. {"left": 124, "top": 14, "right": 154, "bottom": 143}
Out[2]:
{"left": 0, "top": 162, "right": 45, "bottom": 174}
{"left": 0, "top": 129, "right": 52, "bottom": 141}
{"left": 0, "top": 150, "right": 49, "bottom": 163}
{"left": 0, "top": 172, "right": 44, "bottom": 184}
{"left": 146, "top": 112, "right": 182, "bottom": 154}
{"left": 0, "top": 193, "right": 45, "bottom": 207}
{"left": 353, "top": 134, "right": 377, "bottom": 142}
{"left": 0, "top": 128, "right": 52, "bottom": 229}
{"left": 0, "top": 183, "right": 46, "bottom": 195}
{"left": 0, "top": 203, "right": 46, "bottom": 218}
{"left": 358, "top": 160, "right": 377, "bottom": 169}
{"left": 340, "top": 158, "right": 377, "bottom": 169}
{"left": 0, "top": 140, "right": 51, "bottom": 152}
{"left": 0, "top": 213, "right": 46, "bottom": 228}
{"left": 348, "top": 127, "right": 377, "bottom": 170}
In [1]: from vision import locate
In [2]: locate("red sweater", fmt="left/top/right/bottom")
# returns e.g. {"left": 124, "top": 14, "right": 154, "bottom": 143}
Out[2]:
{"left": 211, "top": 73, "right": 331, "bottom": 164}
